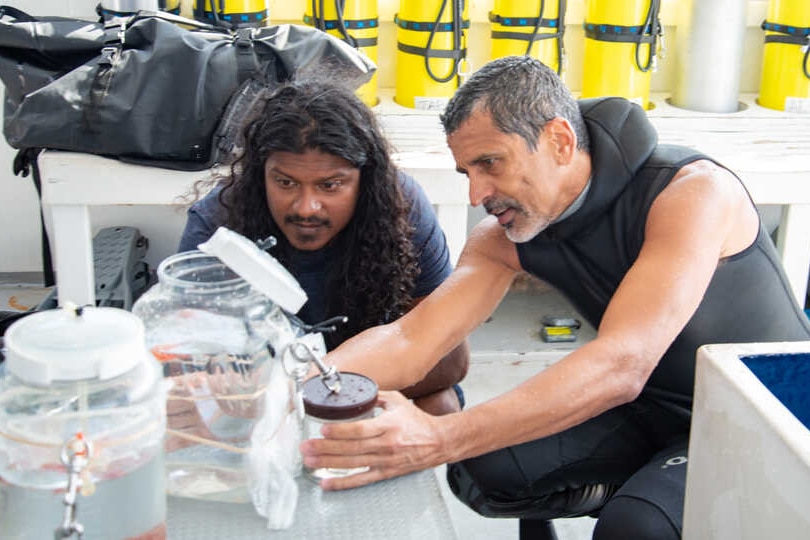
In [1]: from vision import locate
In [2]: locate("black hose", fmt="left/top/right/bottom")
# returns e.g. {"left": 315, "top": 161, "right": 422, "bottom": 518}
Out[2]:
{"left": 312, "top": 0, "right": 324, "bottom": 30}
{"left": 524, "top": 0, "right": 546, "bottom": 56}
{"left": 556, "top": 0, "right": 567, "bottom": 75}
{"left": 210, "top": 0, "right": 222, "bottom": 27}
{"left": 335, "top": 0, "right": 359, "bottom": 48}
{"left": 635, "top": 0, "right": 660, "bottom": 73}
{"left": 424, "top": 0, "right": 463, "bottom": 84}
{"left": 522, "top": 1, "right": 566, "bottom": 76}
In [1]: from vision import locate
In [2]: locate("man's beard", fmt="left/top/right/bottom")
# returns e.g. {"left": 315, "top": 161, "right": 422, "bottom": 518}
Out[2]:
{"left": 484, "top": 198, "right": 549, "bottom": 243}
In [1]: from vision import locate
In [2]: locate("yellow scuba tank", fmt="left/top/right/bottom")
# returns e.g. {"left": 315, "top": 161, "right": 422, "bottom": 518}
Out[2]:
{"left": 304, "top": 0, "right": 379, "bottom": 107}
{"left": 581, "top": 0, "right": 663, "bottom": 110}
{"left": 192, "top": 0, "right": 268, "bottom": 29}
{"left": 489, "top": 0, "right": 567, "bottom": 75}
{"left": 395, "top": 0, "right": 469, "bottom": 110}
{"left": 758, "top": 0, "right": 810, "bottom": 112}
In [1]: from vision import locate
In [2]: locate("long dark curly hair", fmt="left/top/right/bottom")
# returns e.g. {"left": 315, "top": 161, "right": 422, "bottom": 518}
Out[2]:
{"left": 217, "top": 80, "right": 418, "bottom": 348}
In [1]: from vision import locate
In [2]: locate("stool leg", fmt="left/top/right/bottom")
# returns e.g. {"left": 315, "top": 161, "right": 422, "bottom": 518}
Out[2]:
{"left": 519, "top": 519, "right": 558, "bottom": 540}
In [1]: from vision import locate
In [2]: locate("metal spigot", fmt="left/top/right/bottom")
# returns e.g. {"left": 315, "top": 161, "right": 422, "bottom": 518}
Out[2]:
{"left": 54, "top": 434, "right": 94, "bottom": 539}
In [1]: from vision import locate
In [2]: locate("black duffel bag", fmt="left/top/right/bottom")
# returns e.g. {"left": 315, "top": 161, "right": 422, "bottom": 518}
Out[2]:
{"left": 0, "top": 6, "right": 375, "bottom": 170}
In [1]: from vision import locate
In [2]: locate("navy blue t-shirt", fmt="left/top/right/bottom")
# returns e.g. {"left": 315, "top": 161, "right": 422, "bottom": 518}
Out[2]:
{"left": 178, "top": 171, "right": 452, "bottom": 326}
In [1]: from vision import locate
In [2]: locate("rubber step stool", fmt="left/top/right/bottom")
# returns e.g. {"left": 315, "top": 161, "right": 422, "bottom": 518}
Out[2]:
{"left": 92, "top": 226, "right": 150, "bottom": 309}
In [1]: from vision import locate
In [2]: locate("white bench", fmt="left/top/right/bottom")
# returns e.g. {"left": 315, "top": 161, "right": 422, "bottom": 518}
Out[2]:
{"left": 38, "top": 92, "right": 810, "bottom": 308}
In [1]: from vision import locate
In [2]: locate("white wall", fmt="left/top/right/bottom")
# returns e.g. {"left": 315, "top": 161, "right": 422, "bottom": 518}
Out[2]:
{"left": 0, "top": 0, "right": 774, "bottom": 273}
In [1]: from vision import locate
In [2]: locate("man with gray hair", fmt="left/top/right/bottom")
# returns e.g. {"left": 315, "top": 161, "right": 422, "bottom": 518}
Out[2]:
{"left": 301, "top": 56, "right": 810, "bottom": 539}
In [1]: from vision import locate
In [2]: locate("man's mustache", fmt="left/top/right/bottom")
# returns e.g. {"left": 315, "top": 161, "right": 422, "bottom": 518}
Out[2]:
{"left": 285, "top": 216, "right": 330, "bottom": 227}
{"left": 484, "top": 198, "right": 522, "bottom": 215}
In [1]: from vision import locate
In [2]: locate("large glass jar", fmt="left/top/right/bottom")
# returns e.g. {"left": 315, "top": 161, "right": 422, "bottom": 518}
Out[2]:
{"left": 0, "top": 306, "right": 167, "bottom": 540}
{"left": 131, "top": 246, "right": 306, "bottom": 526}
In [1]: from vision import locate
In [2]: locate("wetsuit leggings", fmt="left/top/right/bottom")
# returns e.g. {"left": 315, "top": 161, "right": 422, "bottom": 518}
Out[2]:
{"left": 446, "top": 395, "right": 690, "bottom": 540}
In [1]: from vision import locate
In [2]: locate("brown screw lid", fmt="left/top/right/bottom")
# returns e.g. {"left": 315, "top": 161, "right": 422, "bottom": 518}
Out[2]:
{"left": 302, "top": 372, "right": 378, "bottom": 421}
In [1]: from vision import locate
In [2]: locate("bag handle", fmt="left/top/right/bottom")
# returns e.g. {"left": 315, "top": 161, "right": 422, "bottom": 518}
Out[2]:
{"left": 87, "top": 9, "right": 258, "bottom": 157}
{"left": 104, "top": 9, "right": 232, "bottom": 36}
{"left": 100, "top": 10, "right": 255, "bottom": 82}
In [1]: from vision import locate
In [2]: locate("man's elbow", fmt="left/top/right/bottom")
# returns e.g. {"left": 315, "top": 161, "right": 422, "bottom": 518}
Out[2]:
{"left": 613, "top": 350, "right": 659, "bottom": 404}
{"left": 446, "top": 340, "right": 470, "bottom": 385}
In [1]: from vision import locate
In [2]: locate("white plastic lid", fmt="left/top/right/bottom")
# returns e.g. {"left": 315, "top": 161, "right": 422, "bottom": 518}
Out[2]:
{"left": 4, "top": 305, "right": 150, "bottom": 386}
{"left": 198, "top": 226, "right": 307, "bottom": 313}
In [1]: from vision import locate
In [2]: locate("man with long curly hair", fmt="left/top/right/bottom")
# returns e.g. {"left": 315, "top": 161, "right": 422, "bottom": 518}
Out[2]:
{"left": 178, "top": 80, "right": 469, "bottom": 415}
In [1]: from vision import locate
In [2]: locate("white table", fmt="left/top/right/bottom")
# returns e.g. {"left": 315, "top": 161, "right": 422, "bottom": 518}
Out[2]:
{"left": 168, "top": 469, "right": 458, "bottom": 539}
{"left": 38, "top": 92, "right": 810, "bottom": 308}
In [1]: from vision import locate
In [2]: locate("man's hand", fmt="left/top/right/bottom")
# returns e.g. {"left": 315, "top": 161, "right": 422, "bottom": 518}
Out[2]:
{"left": 299, "top": 390, "right": 448, "bottom": 490}
{"left": 165, "top": 395, "right": 216, "bottom": 453}
{"left": 164, "top": 370, "right": 263, "bottom": 453}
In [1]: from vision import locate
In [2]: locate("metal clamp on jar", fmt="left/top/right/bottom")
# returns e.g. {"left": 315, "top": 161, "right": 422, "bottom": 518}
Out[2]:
{"left": 287, "top": 342, "right": 379, "bottom": 481}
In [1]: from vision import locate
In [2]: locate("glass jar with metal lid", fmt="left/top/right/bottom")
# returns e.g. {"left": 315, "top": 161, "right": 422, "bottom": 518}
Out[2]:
{"left": 302, "top": 371, "right": 379, "bottom": 481}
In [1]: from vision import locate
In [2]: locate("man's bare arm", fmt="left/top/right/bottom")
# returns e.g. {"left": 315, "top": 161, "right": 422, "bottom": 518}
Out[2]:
{"left": 303, "top": 162, "right": 761, "bottom": 489}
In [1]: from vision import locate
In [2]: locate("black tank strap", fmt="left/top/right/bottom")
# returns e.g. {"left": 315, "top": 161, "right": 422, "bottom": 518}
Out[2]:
{"left": 583, "top": 22, "right": 659, "bottom": 44}
{"left": 396, "top": 42, "right": 467, "bottom": 60}
{"left": 761, "top": 21, "right": 810, "bottom": 79}
{"left": 303, "top": 14, "right": 378, "bottom": 30}
{"left": 197, "top": 8, "right": 268, "bottom": 29}
{"left": 488, "top": 13, "right": 559, "bottom": 28}
{"left": 489, "top": 12, "right": 563, "bottom": 43}
{"left": 395, "top": 4, "right": 469, "bottom": 84}
{"left": 488, "top": 0, "right": 567, "bottom": 75}
{"left": 307, "top": 2, "right": 378, "bottom": 49}
{"left": 761, "top": 20, "right": 810, "bottom": 45}
{"left": 491, "top": 30, "right": 560, "bottom": 42}
{"left": 582, "top": 0, "right": 662, "bottom": 73}
{"left": 394, "top": 15, "right": 470, "bottom": 32}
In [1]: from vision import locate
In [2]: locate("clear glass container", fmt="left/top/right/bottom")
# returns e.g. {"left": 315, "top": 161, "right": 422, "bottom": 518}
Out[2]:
{"left": 0, "top": 306, "right": 167, "bottom": 540}
{"left": 302, "top": 372, "right": 378, "bottom": 481}
{"left": 131, "top": 250, "right": 304, "bottom": 508}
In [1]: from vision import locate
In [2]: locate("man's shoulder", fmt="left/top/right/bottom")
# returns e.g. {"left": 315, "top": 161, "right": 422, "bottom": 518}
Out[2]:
{"left": 188, "top": 184, "right": 227, "bottom": 218}
{"left": 396, "top": 169, "right": 435, "bottom": 211}
{"left": 192, "top": 184, "right": 223, "bottom": 205}
{"left": 395, "top": 169, "right": 419, "bottom": 196}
